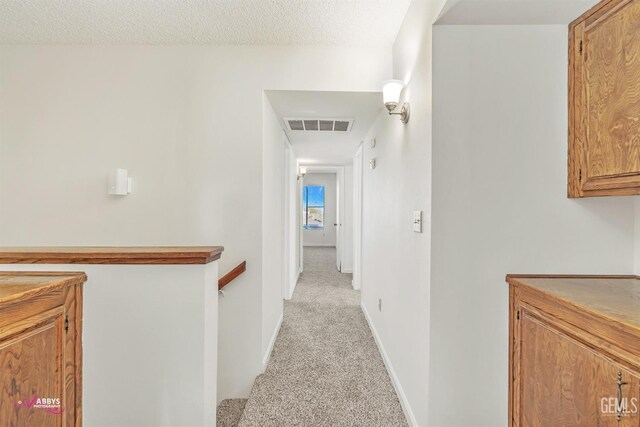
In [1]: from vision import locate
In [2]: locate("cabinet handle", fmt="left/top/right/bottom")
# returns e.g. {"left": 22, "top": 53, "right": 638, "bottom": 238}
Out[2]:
{"left": 616, "top": 370, "right": 629, "bottom": 421}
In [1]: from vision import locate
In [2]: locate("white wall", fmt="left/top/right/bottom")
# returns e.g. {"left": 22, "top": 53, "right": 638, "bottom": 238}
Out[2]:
{"left": 430, "top": 25, "right": 636, "bottom": 426}
{"left": 360, "top": 1, "right": 445, "bottom": 425}
{"left": 0, "top": 45, "right": 391, "bottom": 403}
{"left": 303, "top": 173, "right": 337, "bottom": 247}
{"left": 0, "top": 262, "right": 218, "bottom": 427}
{"left": 261, "top": 97, "right": 284, "bottom": 365}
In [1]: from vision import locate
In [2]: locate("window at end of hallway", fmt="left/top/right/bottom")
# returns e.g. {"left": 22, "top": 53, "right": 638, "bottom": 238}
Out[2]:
{"left": 303, "top": 185, "right": 324, "bottom": 230}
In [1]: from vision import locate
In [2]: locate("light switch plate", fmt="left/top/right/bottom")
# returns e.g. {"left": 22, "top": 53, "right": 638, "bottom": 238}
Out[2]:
{"left": 370, "top": 138, "right": 376, "bottom": 148}
{"left": 369, "top": 158, "right": 376, "bottom": 170}
{"left": 413, "top": 210, "right": 422, "bottom": 233}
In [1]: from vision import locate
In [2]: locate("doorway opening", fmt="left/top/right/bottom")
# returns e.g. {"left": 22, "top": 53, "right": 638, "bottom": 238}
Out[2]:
{"left": 301, "top": 166, "right": 343, "bottom": 273}
{"left": 264, "top": 89, "right": 379, "bottom": 299}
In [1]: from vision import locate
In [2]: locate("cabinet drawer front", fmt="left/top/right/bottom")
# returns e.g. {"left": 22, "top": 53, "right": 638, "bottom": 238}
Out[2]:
{"left": 0, "top": 310, "right": 66, "bottom": 427}
{"left": 518, "top": 309, "right": 640, "bottom": 426}
{"left": 0, "top": 290, "right": 64, "bottom": 332}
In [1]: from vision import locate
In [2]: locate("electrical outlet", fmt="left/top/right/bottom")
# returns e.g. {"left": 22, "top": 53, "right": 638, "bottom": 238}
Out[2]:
{"left": 370, "top": 158, "right": 376, "bottom": 170}
{"left": 378, "top": 298, "right": 382, "bottom": 312}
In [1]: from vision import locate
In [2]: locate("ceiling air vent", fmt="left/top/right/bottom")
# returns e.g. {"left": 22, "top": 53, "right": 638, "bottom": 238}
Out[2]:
{"left": 288, "top": 120, "right": 304, "bottom": 131}
{"left": 334, "top": 121, "right": 350, "bottom": 132}
{"left": 319, "top": 120, "right": 333, "bottom": 131}
{"left": 304, "top": 120, "right": 319, "bottom": 131}
{"left": 285, "top": 118, "right": 354, "bottom": 133}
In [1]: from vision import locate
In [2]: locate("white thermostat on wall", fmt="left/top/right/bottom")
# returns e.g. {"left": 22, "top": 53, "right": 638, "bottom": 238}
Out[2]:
{"left": 108, "top": 168, "right": 132, "bottom": 196}
{"left": 369, "top": 158, "right": 376, "bottom": 170}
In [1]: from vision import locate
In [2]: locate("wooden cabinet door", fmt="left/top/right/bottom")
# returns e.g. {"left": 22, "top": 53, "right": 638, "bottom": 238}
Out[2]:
{"left": 516, "top": 308, "right": 640, "bottom": 426}
{"left": 0, "top": 308, "right": 67, "bottom": 427}
{"left": 568, "top": 0, "right": 640, "bottom": 197}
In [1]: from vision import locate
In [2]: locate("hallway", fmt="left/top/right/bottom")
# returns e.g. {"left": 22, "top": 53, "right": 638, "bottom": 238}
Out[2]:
{"left": 300, "top": 246, "right": 339, "bottom": 272}
{"left": 237, "top": 246, "right": 407, "bottom": 426}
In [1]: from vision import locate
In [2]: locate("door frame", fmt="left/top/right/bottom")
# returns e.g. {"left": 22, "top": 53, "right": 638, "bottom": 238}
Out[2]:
{"left": 300, "top": 165, "right": 346, "bottom": 272}
{"left": 282, "top": 133, "right": 299, "bottom": 300}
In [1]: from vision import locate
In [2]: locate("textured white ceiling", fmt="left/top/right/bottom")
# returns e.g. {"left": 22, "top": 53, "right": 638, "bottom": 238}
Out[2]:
{"left": 436, "top": 0, "right": 600, "bottom": 25}
{"left": 266, "top": 90, "right": 382, "bottom": 165}
{"left": 0, "top": 0, "right": 411, "bottom": 45}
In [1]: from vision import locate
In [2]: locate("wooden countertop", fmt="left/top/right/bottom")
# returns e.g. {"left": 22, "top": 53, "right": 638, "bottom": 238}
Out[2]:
{"left": 506, "top": 274, "right": 640, "bottom": 333}
{"left": 0, "top": 272, "right": 87, "bottom": 305}
{"left": 0, "top": 246, "right": 224, "bottom": 265}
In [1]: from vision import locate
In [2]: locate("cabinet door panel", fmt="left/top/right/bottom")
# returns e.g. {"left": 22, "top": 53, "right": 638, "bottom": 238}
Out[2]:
{"left": 568, "top": 0, "right": 640, "bottom": 197}
{"left": 584, "top": 0, "right": 640, "bottom": 181}
{"left": 520, "top": 310, "right": 640, "bottom": 426}
{"left": 0, "top": 312, "right": 65, "bottom": 427}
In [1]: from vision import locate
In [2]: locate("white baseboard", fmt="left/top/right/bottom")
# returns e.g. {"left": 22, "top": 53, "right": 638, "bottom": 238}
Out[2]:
{"left": 361, "top": 302, "right": 417, "bottom": 427}
{"left": 341, "top": 268, "right": 353, "bottom": 274}
{"left": 262, "top": 313, "right": 283, "bottom": 369}
{"left": 292, "top": 271, "right": 300, "bottom": 297}
{"left": 285, "top": 271, "right": 300, "bottom": 300}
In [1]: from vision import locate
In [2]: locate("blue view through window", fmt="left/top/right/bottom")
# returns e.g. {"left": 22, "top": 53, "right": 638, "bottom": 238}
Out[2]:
{"left": 303, "top": 186, "right": 324, "bottom": 229}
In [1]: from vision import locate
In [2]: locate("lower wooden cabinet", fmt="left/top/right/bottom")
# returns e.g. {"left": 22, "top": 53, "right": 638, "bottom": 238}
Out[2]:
{"left": 507, "top": 275, "right": 640, "bottom": 426}
{"left": 0, "top": 272, "right": 85, "bottom": 427}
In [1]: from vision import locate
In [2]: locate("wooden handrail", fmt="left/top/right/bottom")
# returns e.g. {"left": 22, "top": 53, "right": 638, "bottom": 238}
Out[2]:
{"left": 218, "top": 261, "right": 246, "bottom": 290}
{"left": 0, "top": 246, "right": 223, "bottom": 265}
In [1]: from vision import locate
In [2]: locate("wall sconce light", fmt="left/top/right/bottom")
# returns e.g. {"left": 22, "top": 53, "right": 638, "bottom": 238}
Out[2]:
{"left": 382, "top": 79, "right": 410, "bottom": 124}
{"left": 108, "top": 168, "right": 132, "bottom": 195}
{"left": 297, "top": 166, "right": 307, "bottom": 181}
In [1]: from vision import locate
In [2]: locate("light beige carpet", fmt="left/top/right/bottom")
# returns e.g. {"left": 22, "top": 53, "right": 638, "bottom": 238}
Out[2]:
{"left": 216, "top": 399, "right": 247, "bottom": 427}
{"left": 237, "top": 247, "right": 408, "bottom": 427}
{"left": 301, "top": 246, "right": 339, "bottom": 272}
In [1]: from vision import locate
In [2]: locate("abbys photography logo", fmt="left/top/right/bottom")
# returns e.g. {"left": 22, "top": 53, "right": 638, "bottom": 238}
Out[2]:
{"left": 14, "top": 395, "right": 64, "bottom": 415}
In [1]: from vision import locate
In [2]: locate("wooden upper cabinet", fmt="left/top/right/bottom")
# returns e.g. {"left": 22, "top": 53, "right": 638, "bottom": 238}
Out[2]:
{"left": 569, "top": 0, "right": 640, "bottom": 197}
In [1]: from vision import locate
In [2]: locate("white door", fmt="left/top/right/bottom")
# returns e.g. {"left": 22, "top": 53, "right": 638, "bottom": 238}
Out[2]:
{"left": 282, "top": 139, "right": 291, "bottom": 299}
{"left": 353, "top": 145, "right": 363, "bottom": 290}
{"left": 298, "top": 172, "right": 304, "bottom": 274}
{"left": 335, "top": 169, "right": 344, "bottom": 271}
